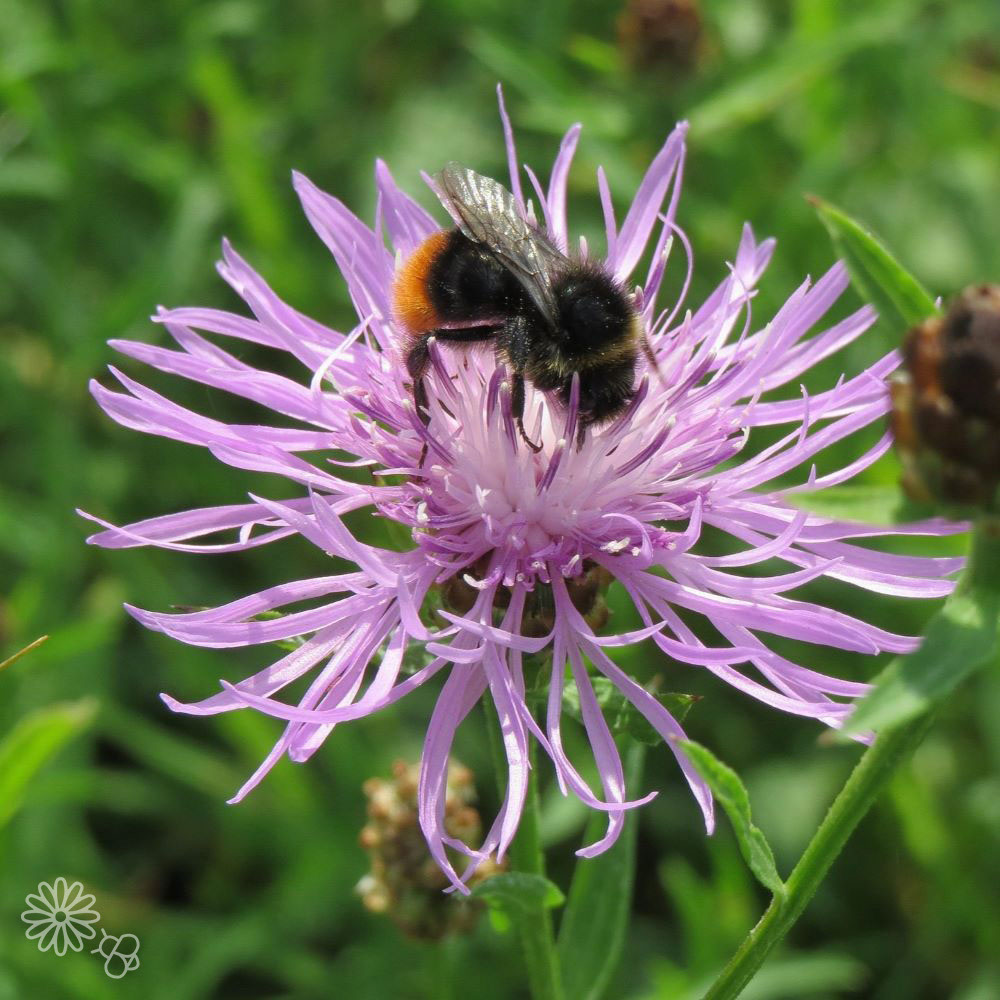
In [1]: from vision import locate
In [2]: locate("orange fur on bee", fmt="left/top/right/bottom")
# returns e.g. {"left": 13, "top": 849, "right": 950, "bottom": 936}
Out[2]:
{"left": 392, "top": 230, "right": 450, "bottom": 336}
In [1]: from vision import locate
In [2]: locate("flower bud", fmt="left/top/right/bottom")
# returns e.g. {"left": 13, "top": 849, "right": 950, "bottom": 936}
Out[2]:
{"left": 891, "top": 285, "right": 1000, "bottom": 508}
{"left": 618, "top": 0, "right": 703, "bottom": 75}
{"left": 356, "top": 760, "right": 502, "bottom": 939}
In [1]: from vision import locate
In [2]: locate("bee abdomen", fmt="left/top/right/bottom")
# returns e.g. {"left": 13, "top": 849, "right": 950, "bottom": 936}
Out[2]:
{"left": 392, "top": 230, "right": 451, "bottom": 336}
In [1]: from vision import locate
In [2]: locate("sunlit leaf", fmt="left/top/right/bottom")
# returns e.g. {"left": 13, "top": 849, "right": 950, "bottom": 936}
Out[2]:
{"left": 100, "top": 705, "right": 243, "bottom": 797}
{"left": 811, "top": 196, "right": 938, "bottom": 330}
{"left": 787, "top": 485, "right": 938, "bottom": 525}
{"left": 736, "top": 950, "right": 868, "bottom": 998}
{"left": 0, "top": 698, "right": 97, "bottom": 829}
{"left": 680, "top": 740, "right": 785, "bottom": 898}
{"left": 471, "top": 872, "right": 565, "bottom": 933}
{"left": 689, "top": 8, "right": 909, "bottom": 138}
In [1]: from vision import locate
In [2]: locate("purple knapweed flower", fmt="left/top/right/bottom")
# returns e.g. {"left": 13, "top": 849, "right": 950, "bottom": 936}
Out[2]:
{"left": 84, "top": 90, "right": 961, "bottom": 890}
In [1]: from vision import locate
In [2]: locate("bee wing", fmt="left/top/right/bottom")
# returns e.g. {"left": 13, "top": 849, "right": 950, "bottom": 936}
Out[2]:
{"left": 433, "top": 163, "right": 565, "bottom": 322}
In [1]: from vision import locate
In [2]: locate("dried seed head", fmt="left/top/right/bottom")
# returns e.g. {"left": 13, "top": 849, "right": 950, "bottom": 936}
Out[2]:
{"left": 618, "top": 0, "right": 703, "bottom": 75}
{"left": 356, "top": 760, "right": 502, "bottom": 939}
{"left": 892, "top": 284, "right": 1000, "bottom": 507}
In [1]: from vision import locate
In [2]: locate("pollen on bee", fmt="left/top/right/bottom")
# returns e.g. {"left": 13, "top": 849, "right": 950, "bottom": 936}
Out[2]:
{"left": 392, "top": 230, "right": 450, "bottom": 335}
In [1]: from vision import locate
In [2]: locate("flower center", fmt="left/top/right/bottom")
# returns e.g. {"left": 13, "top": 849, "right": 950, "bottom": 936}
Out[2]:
{"left": 439, "top": 559, "right": 613, "bottom": 635}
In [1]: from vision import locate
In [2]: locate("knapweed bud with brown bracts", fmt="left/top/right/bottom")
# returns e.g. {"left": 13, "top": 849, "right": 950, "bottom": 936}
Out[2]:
{"left": 618, "top": 0, "right": 703, "bottom": 75}
{"left": 356, "top": 760, "right": 503, "bottom": 939}
{"left": 891, "top": 284, "right": 1000, "bottom": 508}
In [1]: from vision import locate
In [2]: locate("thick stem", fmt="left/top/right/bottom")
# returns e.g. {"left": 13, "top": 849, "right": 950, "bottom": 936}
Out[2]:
{"left": 702, "top": 710, "right": 936, "bottom": 1000}
{"left": 485, "top": 708, "right": 564, "bottom": 1000}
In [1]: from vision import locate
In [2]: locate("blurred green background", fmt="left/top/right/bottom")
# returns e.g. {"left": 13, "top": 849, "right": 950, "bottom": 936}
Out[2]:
{"left": 2, "top": 0, "right": 999, "bottom": 997}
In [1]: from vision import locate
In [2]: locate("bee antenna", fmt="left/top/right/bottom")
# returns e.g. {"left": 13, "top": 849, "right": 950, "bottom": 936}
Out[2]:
{"left": 640, "top": 331, "right": 667, "bottom": 386}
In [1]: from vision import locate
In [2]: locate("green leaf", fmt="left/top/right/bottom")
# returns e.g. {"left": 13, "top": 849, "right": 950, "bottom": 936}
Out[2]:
{"left": 557, "top": 741, "right": 645, "bottom": 1000}
{"left": 100, "top": 705, "right": 243, "bottom": 797}
{"left": 680, "top": 740, "right": 785, "bottom": 898}
{"left": 787, "top": 484, "right": 934, "bottom": 525}
{"left": 842, "top": 521, "right": 1000, "bottom": 735}
{"left": 688, "top": 7, "right": 910, "bottom": 138}
{"left": 562, "top": 676, "right": 699, "bottom": 747}
{"left": 811, "top": 196, "right": 938, "bottom": 330}
{"left": 471, "top": 872, "right": 565, "bottom": 934}
{"left": 0, "top": 698, "right": 98, "bottom": 829}
{"left": 736, "top": 950, "right": 868, "bottom": 998}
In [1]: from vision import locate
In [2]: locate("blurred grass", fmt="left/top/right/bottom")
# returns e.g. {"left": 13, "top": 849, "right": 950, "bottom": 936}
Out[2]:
{"left": 1, "top": 0, "right": 999, "bottom": 997}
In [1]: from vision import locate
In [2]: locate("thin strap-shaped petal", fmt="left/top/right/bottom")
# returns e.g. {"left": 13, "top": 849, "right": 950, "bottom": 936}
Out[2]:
{"left": 496, "top": 84, "right": 526, "bottom": 214}
{"left": 587, "top": 640, "right": 713, "bottom": 832}
{"left": 613, "top": 123, "right": 687, "bottom": 281}
{"left": 375, "top": 158, "right": 439, "bottom": 255}
{"left": 161, "top": 624, "right": 351, "bottom": 715}
{"left": 546, "top": 123, "right": 581, "bottom": 252}
{"left": 418, "top": 663, "right": 489, "bottom": 892}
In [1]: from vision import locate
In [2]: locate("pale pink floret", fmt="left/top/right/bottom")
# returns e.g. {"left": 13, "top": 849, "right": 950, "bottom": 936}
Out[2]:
{"left": 84, "top": 89, "right": 962, "bottom": 890}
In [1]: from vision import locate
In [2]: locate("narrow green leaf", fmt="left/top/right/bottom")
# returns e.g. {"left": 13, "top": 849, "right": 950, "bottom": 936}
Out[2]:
{"left": 680, "top": 740, "right": 785, "bottom": 898}
{"left": 471, "top": 872, "right": 565, "bottom": 932}
{"left": 562, "top": 676, "right": 699, "bottom": 747}
{"left": 688, "top": 7, "right": 909, "bottom": 138}
{"left": 787, "top": 485, "right": 936, "bottom": 526}
{"left": 734, "top": 950, "right": 868, "bottom": 998}
{"left": 842, "top": 521, "right": 1000, "bottom": 735}
{"left": 0, "top": 698, "right": 98, "bottom": 828}
{"left": 100, "top": 705, "right": 243, "bottom": 797}
{"left": 811, "top": 196, "right": 938, "bottom": 330}
{"left": 190, "top": 49, "right": 288, "bottom": 251}
{"left": 557, "top": 741, "right": 645, "bottom": 1000}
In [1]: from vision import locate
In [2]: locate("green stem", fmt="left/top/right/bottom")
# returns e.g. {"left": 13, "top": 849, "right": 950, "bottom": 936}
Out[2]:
{"left": 486, "top": 708, "right": 564, "bottom": 1000}
{"left": 703, "top": 709, "right": 936, "bottom": 1000}
{"left": 706, "top": 515, "right": 1000, "bottom": 998}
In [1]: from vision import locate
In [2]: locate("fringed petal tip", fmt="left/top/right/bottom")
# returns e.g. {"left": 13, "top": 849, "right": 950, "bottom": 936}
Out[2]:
{"left": 159, "top": 692, "right": 182, "bottom": 712}
{"left": 159, "top": 690, "right": 234, "bottom": 717}
{"left": 76, "top": 508, "right": 104, "bottom": 546}
{"left": 123, "top": 603, "right": 157, "bottom": 628}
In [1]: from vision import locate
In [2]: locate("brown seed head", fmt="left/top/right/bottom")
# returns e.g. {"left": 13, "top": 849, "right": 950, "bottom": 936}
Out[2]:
{"left": 356, "top": 759, "right": 504, "bottom": 939}
{"left": 892, "top": 285, "right": 1000, "bottom": 507}
{"left": 618, "top": 0, "right": 703, "bottom": 74}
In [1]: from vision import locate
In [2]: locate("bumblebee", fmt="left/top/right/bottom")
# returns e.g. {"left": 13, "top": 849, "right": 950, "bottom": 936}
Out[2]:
{"left": 393, "top": 164, "right": 643, "bottom": 454}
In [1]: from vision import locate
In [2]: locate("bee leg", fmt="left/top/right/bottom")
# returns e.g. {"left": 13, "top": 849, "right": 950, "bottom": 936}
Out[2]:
{"left": 405, "top": 336, "right": 432, "bottom": 468}
{"left": 499, "top": 315, "right": 543, "bottom": 453}
{"left": 510, "top": 372, "right": 543, "bottom": 453}
{"left": 406, "top": 327, "right": 500, "bottom": 468}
